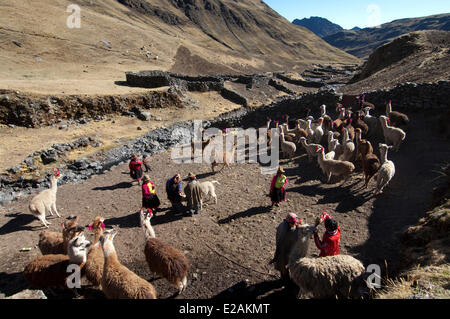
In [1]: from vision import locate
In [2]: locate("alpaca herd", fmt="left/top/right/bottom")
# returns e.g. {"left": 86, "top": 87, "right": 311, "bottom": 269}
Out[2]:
{"left": 23, "top": 213, "right": 189, "bottom": 299}
{"left": 19, "top": 95, "right": 410, "bottom": 299}
{"left": 268, "top": 96, "right": 408, "bottom": 192}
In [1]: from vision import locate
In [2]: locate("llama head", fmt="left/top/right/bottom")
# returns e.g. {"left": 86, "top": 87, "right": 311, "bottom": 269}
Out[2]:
{"left": 88, "top": 216, "right": 105, "bottom": 231}
{"left": 68, "top": 232, "right": 91, "bottom": 264}
{"left": 99, "top": 228, "right": 118, "bottom": 253}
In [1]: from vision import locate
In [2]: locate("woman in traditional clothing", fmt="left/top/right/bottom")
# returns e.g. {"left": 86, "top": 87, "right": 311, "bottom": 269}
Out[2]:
{"left": 166, "top": 173, "right": 186, "bottom": 214}
{"left": 141, "top": 175, "right": 161, "bottom": 215}
{"left": 129, "top": 154, "right": 144, "bottom": 185}
{"left": 269, "top": 167, "right": 288, "bottom": 207}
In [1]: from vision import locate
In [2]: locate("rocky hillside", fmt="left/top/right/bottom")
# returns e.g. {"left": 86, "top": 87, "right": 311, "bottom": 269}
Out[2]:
{"left": 292, "top": 16, "right": 343, "bottom": 38}
{"left": 342, "top": 30, "right": 450, "bottom": 93}
{"left": 323, "top": 13, "right": 450, "bottom": 58}
{"left": 0, "top": 0, "right": 359, "bottom": 94}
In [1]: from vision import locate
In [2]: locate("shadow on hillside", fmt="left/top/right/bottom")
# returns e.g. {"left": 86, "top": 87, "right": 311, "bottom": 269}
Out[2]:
{"left": 349, "top": 113, "right": 450, "bottom": 275}
{"left": 0, "top": 213, "right": 43, "bottom": 235}
{"left": 92, "top": 182, "right": 133, "bottom": 191}
{"left": 218, "top": 205, "right": 273, "bottom": 224}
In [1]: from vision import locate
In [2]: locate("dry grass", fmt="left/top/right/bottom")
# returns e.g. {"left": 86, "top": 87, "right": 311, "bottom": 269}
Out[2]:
{"left": 376, "top": 264, "right": 450, "bottom": 299}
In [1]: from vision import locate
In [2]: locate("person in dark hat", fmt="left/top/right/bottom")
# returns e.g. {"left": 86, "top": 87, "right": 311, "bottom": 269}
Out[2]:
{"left": 269, "top": 166, "right": 288, "bottom": 207}
{"left": 314, "top": 212, "right": 341, "bottom": 257}
{"left": 166, "top": 173, "right": 186, "bottom": 214}
{"left": 183, "top": 172, "right": 203, "bottom": 217}
{"left": 141, "top": 175, "right": 161, "bottom": 215}
{"left": 270, "top": 213, "right": 301, "bottom": 281}
{"left": 129, "top": 154, "right": 144, "bottom": 185}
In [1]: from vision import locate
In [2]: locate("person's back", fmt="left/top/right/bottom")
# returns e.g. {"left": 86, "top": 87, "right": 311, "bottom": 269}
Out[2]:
{"left": 184, "top": 173, "right": 202, "bottom": 216}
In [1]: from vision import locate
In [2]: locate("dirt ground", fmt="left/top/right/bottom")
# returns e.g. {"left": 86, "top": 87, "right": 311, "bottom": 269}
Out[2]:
{"left": 1, "top": 110, "right": 449, "bottom": 299}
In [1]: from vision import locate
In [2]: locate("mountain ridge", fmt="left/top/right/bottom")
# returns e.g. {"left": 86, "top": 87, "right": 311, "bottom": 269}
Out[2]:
{"left": 323, "top": 13, "right": 450, "bottom": 58}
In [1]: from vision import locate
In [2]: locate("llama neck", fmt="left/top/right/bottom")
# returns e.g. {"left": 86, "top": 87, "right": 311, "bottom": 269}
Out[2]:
{"left": 289, "top": 228, "right": 313, "bottom": 263}
{"left": 344, "top": 128, "right": 349, "bottom": 142}
{"left": 93, "top": 227, "right": 104, "bottom": 243}
{"left": 386, "top": 102, "right": 392, "bottom": 115}
{"left": 317, "top": 150, "right": 325, "bottom": 163}
{"left": 102, "top": 240, "right": 119, "bottom": 262}
{"left": 142, "top": 220, "right": 156, "bottom": 240}
{"left": 50, "top": 176, "right": 58, "bottom": 193}
{"left": 380, "top": 149, "right": 388, "bottom": 164}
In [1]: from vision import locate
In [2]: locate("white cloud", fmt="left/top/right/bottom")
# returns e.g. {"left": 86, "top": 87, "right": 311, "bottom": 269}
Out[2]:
{"left": 366, "top": 4, "right": 382, "bottom": 28}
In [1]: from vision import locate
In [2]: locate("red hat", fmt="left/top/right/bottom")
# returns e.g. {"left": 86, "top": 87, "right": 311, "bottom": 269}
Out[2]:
{"left": 285, "top": 213, "right": 298, "bottom": 225}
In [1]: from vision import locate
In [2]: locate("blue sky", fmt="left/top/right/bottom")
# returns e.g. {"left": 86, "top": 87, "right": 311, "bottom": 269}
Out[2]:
{"left": 263, "top": 0, "right": 450, "bottom": 29}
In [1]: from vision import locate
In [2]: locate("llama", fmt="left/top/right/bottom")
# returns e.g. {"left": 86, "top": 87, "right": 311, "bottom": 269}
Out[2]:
{"left": 23, "top": 233, "right": 91, "bottom": 290}
{"left": 38, "top": 216, "right": 83, "bottom": 255}
{"left": 29, "top": 170, "right": 62, "bottom": 228}
{"left": 100, "top": 228, "right": 157, "bottom": 299}
{"left": 316, "top": 146, "right": 355, "bottom": 184}
{"left": 140, "top": 210, "right": 189, "bottom": 294}
{"left": 280, "top": 132, "right": 296, "bottom": 159}
{"left": 374, "top": 144, "right": 396, "bottom": 194}
{"left": 379, "top": 116, "right": 406, "bottom": 152}
{"left": 84, "top": 216, "right": 105, "bottom": 288}
{"left": 385, "top": 100, "right": 409, "bottom": 128}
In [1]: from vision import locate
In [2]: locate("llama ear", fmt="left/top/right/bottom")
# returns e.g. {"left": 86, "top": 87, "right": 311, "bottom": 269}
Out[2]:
{"left": 61, "top": 222, "right": 65, "bottom": 229}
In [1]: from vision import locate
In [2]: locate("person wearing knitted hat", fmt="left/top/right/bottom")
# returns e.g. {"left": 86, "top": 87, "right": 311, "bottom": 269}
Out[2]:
{"left": 270, "top": 213, "right": 301, "bottom": 281}
{"left": 166, "top": 173, "right": 186, "bottom": 214}
{"left": 313, "top": 212, "right": 341, "bottom": 257}
{"left": 183, "top": 172, "right": 203, "bottom": 217}
{"left": 269, "top": 166, "right": 288, "bottom": 207}
{"left": 141, "top": 175, "right": 161, "bottom": 216}
{"left": 129, "top": 154, "right": 144, "bottom": 185}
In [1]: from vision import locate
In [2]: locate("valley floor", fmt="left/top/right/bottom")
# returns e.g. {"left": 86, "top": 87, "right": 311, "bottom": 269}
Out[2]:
{"left": 0, "top": 112, "right": 448, "bottom": 299}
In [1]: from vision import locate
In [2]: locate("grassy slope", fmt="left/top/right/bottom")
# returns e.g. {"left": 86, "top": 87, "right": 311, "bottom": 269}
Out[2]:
{"left": 0, "top": 0, "right": 359, "bottom": 94}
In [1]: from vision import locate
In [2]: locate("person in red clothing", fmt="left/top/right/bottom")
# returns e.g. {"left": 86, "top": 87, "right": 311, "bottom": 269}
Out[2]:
{"left": 129, "top": 154, "right": 144, "bottom": 185}
{"left": 141, "top": 175, "right": 161, "bottom": 216}
{"left": 313, "top": 212, "right": 341, "bottom": 257}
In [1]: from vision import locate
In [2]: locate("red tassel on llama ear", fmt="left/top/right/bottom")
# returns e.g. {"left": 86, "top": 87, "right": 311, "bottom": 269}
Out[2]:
{"left": 61, "top": 222, "right": 65, "bottom": 229}
{"left": 88, "top": 224, "right": 93, "bottom": 230}
{"left": 101, "top": 222, "right": 105, "bottom": 230}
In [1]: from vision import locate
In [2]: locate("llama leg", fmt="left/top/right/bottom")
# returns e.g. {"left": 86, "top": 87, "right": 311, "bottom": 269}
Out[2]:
{"left": 37, "top": 214, "right": 49, "bottom": 228}
{"left": 52, "top": 202, "right": 61, "bottom": 217}
{"left": 46, "top": 204, "right": 53, "bottom": 216}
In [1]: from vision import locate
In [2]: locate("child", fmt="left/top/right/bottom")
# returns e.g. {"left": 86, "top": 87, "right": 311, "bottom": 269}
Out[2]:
{"left": 143, "top": 154, "right": 152, "bottom": 172}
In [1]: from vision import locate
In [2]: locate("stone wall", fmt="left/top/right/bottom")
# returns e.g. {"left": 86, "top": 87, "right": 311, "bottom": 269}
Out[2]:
{"left": 0, "top": 90, "right": 183, "bottom": 127}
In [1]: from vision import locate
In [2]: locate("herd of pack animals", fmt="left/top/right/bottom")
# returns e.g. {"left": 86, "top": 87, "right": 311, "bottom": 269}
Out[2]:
{"left": 21, "top": 94, "right": 410, "bottom": 299}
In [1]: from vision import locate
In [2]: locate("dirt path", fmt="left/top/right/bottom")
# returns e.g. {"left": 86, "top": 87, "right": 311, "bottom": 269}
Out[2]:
{"left": 0, "top": 112, "right": 448, "bottom": 299}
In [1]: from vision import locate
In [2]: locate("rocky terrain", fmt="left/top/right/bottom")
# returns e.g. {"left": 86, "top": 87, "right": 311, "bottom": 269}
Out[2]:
{"left": 323, "top": 13, "right": 450, "bottom": 58}
{"left": 342, "top": 30, "right": 450, "bottom": 93}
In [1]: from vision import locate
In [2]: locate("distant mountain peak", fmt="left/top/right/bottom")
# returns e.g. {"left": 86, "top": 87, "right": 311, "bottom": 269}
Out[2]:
{"left": 292, "top": 16, "right": 343, "bottom": 38}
